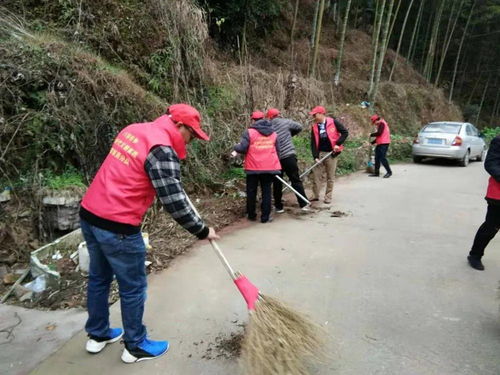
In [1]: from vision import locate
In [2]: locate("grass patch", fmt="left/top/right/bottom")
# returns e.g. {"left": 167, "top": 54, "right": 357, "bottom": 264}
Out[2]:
{"left": 42, "top": 166, "right": 86, "bottom": 190}
{"left": 482, "top": 127, "right": 500, "bottom": 146}
{"left": 222, "top": 167, "right": 246, "bottom": 180}
{"left": 292, "top": 134, "right": 313, "bottom": 164}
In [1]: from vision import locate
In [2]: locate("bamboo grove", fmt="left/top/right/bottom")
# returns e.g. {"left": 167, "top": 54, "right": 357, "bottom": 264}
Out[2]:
{"left": 201, "top": 0, "right": 500, "bottom": 126}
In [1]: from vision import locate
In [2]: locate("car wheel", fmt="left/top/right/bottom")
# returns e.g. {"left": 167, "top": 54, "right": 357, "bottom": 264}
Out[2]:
{"left": 477, "top": 148, "right": 486, "bottom": 162}
{"left": 413, "top": 156, "right": 423, "bottom": 164}
{"left": 459, "top": 150, "right": 470, "bottom": 167}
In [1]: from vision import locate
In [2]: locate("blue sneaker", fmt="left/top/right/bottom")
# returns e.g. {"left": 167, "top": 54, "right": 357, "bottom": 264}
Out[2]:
{"left": 86, "top": 328, "right": 123, "bottom": 353}
{"left": 121, "top": 338, "right": 169, "bottom": 363}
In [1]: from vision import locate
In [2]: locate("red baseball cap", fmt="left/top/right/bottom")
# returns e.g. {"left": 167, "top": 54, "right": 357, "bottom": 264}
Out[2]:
{"left": 251, "top": 111, "right": 265, "bottom": 120}
{"left": 370, "top": 114, "right": 380, "bottom": 123}
{"left": 266, "top": 108, "right": 280, "bottom": 119}
{"left": 309, "top": 106, "right": 326, "bottom": 115}
{"left": 168, "top": 103, "right": 210, "bottom": 141}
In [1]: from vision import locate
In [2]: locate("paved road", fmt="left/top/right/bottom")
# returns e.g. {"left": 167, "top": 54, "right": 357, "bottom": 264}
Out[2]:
{"left": 0, "top": 304, "right": 86, "bottom": 375}
{"left": 30, "top": 161, "right": 500, "bottom": 375}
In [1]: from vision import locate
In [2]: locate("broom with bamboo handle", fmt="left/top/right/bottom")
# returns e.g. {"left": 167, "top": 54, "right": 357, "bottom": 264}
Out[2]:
{"left": 184, "top": 192, "right": 327, "bottom": 374}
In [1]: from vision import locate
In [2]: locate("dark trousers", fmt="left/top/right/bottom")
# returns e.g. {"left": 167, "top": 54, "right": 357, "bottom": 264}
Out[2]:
{"left": 375, "top": 144, "right": 392, "bottom": 174}
{"left": 246, "top": 174, "right": 274, "bottom": 222}
{"left": 470, "top": 203, "right": 500, "bottom": 259}
{"left": 273, "top": 155, "right": 308, "bottom": 208}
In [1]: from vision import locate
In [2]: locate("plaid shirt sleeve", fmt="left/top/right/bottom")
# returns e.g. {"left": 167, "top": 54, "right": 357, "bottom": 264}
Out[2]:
{"left": 144, "top": 146, "right": 209, "bottom": 239}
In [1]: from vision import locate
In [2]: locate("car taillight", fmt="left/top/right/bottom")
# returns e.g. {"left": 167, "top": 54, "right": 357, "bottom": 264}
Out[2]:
{"left": 413, "top": 136, "right": 420, "bottom": 144}
{"left": 451, "top": 136, "right": 462, "bottom": 146}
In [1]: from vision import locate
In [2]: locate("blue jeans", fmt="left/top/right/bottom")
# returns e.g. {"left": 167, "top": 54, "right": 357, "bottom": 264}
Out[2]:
{"left": 80, "top": 219, "right": 147, "bottom": 348}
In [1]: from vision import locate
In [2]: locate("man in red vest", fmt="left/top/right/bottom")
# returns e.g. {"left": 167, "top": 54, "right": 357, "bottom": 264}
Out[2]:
{"left": 79, "top": 104, "right": 219, "bottom": 363}
{"left": 468, "top": 135, "right": 500, "bottom": 270}
{"left": 369, "top": 114, "right": 392, "bottom": 178}
{"left": 309, "top": 106, "right": 349, "bottom": 204}
{"left": 232, "top": 111, "right": 281, "bottom": 223}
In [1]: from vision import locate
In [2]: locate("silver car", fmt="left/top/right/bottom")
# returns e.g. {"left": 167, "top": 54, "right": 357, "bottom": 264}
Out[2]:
{"left": 412, "top": 122, "right": 486, "bottom": 167}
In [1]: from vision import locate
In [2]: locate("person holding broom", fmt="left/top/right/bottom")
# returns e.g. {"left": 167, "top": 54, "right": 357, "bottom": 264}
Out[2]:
{"left": 369, "top": 114, "right": 392, "bottom": 178}
{"left": 266, "top": 108, "right": 311, "bottom": 213}
{"left": 309, "top": 106, "right": 349, "bottom": 204}
{"left": 232, "top": 111, "right": 281, "bottom": 223}
{"left": 79, "top": 103, "right": 219, "bottom": 363}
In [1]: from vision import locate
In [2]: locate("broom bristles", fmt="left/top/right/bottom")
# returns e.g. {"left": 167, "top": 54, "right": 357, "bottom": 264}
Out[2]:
{"left": 240, "top": 295, "right": 328, "bottom": 375}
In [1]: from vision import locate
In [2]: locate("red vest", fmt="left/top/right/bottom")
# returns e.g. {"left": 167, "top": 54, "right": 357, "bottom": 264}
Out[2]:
{"left": 312, "top": 117, "right": 344, "bottom": 152}
{"left": 486, "top": 177, "right": 500, "bottom": 200}
{"left": 375, "top": 119, "right": 391, "bottom": 145}
{"left": 81, "top": 115, "right": 187, "bottom": 226}
{"left": 244, "top": 129, "right": 281, "bottom": 172}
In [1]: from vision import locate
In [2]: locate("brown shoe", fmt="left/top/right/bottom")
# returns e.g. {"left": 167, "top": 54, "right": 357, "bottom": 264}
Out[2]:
{"left": 324, "top": 199, "right": 331, "bottom": 204}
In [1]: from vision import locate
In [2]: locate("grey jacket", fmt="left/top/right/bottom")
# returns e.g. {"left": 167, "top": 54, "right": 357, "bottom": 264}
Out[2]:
{"left": 270, "top": 117, "right": 303, "bottom": 159}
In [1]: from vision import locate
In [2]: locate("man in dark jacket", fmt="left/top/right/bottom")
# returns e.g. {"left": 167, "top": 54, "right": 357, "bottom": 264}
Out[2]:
{"left": 468, "top": 135, "right": 500, "bottom": 270}
{"left": 266, "top": 108, "right": 310, "bottom": 212}
{"left": 232, "top": 111, "right": 281, "bottom": 223}
{"left": 309, "top": 106, "right": 349, "bottom": 204}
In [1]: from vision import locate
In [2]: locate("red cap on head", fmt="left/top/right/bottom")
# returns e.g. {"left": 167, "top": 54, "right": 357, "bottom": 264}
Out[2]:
{"left": 370, "top": 114, "right": 380, "bottom": 123}
{"left": 266, "top": 108, "right": 280, "bottom": 119}
{"left": 251, "top": 111, "right": 265, "bottom": 120}
{"left": 168, "top": 103, "right": 209, "bottom": 141}
{"left": 309, "top": 106, "right": 326, "bottom": 115}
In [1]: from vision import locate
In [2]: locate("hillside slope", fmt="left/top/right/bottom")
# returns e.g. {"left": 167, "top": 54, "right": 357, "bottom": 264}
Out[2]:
{"left": 1, "top": 0, "right": 462, "bottom": 184}
{"left": 0, "top": 0, "right": 465, "bottom": 308}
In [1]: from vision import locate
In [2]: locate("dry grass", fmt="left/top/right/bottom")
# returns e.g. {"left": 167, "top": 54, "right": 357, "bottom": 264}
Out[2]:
{"left": 151, "top": 0, "right": 208, "bottom": 101}
{"left": 240, "top": 295, "right": 327, "bottom": 375}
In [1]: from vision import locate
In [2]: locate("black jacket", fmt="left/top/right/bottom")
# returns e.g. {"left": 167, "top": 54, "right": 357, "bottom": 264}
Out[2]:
{"left": 310, "top": 118, "right": 349, "bottom": 159}
{"left": 486, "top": 135, "right": 500, "bottom": 205}
{"left": 485, "top": 136, "right": 500, "bottom": 182}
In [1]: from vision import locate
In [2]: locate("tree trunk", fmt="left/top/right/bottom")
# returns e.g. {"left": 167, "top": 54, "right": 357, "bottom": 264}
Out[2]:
{"left": 311, "top": 0, "right": 321, "bottom": 47}
{"left": 490, "top": 76, "right": 500, "bottom": 122}
{"left": 419, "top": 2, "right": 434, "bottom": 73}
{"left": 386, "top": 0, "right": 402, "bottom": 52}
{"left": 467, "top": 69, "right": 483, "bottom": 106}
{"left": 370, "top": 0, "right": 395, "bottom": 103}
{"left": 457, "top": 57, "right": 471, "bottom": 101}
{"left": 354, "top": 0, "right": 360, "bottom": 28}
{"left": 334, "top": 0, "right": 353, "bottom": 85}
{"left": 336, "top": 1, "right": 342, "bottom": 34}
{"left": 369, "top": 0, "right": 387, "bottom": 96}
{"left": 434, "top": 0, "right": 465, "bottom": 87}
{"left": 491, "top": 76, "right": 500, "bottom": 122}
{"left": 311, "top": 0, "right": 326, "bottom": 78}
{"left": 476, "top": 75, "right": 491, "bottom": 125}
{"left": 423, "top": 0, "right": 446, "bottom": 82}
{"left": 440, "top": 0, "right": 459, "bottom": 58}
{"left": 408, "top": 0, "right": 425, "bottom": 62}
{"left": 332, "top": 1, "right": 338, "bottom": 34}
{"left": 290, "top": 0, "right": 300, "bottom": 69}
{"left": 389, "top": 0, "right": 415, "bottom": 81}
{"left": 449, "top": 1, "right": 475, "bottom": 103}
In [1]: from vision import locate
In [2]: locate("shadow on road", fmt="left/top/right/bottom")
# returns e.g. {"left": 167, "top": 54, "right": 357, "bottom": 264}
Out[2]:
{"left": 414, "top": 158, "right": 483, "bottom": 168}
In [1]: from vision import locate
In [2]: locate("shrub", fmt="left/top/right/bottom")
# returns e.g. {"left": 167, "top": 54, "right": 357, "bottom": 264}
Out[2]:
{"left": 482, "top": 127, "right": 500, "bottom": 146}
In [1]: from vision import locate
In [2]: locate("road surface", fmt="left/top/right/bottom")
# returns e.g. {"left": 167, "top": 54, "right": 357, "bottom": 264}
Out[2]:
{"left": 27, "top": 161, "right": 500, "bottom": 374}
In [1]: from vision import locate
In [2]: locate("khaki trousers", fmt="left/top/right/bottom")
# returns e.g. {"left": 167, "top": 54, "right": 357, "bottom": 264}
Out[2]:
{"left": 312, "top": 152, "right": 338, "bottom": 201}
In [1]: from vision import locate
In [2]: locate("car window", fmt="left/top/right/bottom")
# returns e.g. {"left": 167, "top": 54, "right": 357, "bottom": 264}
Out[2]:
{"left": 466, "top": 125, "right": 473, "bottom": 136}
{"left": 422, "top": 123, "right": 462, "bottom": 134}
